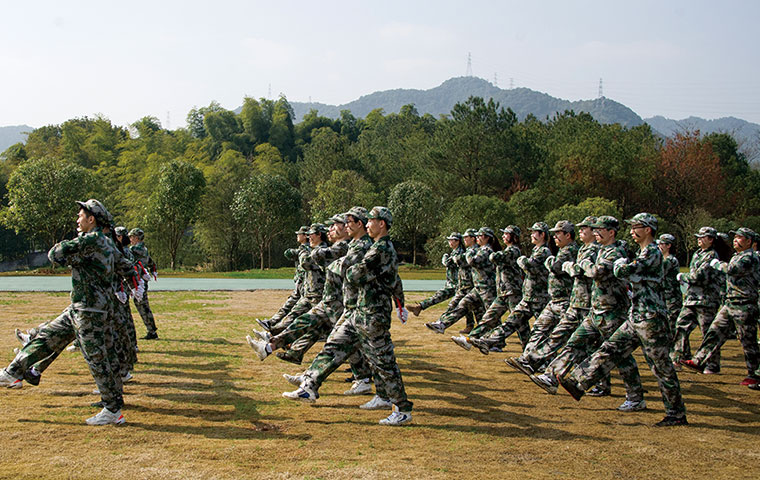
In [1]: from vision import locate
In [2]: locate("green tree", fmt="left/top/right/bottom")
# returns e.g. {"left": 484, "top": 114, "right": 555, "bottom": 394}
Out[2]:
{"left": 299, "top": 127, "right": 358, "bottom": 204}
{"left": 544, "top": 197, "right": 621, "bottom": 227}
{"left": 145, "top": 160, "right": 206, "bottom": 269}
{"left": 232, "top": 174, "right": 302, "bottom": 269}
{"left": 387, "top": 180, "right": 439, "bottom": 264}
{"left": 309, "top": 169, "right": 383, "bottom": 222}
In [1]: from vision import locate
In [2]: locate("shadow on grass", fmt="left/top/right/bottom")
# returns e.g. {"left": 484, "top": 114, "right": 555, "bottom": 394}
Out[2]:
{"left": 153, "top": 337, "right": 235, "bottom": 346}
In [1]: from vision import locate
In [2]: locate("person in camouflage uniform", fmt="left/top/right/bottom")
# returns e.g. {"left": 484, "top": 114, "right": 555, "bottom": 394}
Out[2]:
{"left": 469, "top": 222, "right": 554, "bottom": 354}
{"left": 247, "top": 214, "right": 350, "bottom": 365}
{"left": 257, "top": 226, "right": 310, "bottom": 331}
{"left": 424, "top": 229, "right": 485, "bottom": 334}
{"left": 657, "top": 234, "right": 682, "bottom": 341}
{"left": 1, "top": 200, "right": 125, "bottom": 425}
{"left": 682, "top": 227, "right": 760, "bottom": 388}
{"left": 506, "top": 220, "right": 578, "bottom": 373}
{"left": 129, "top": 228, "right": 159, "bottom": 340}
{"left": 409, "top": 233, "right": 475, "bottom": 333}
{"left": 512, "top": 217, "right": 598, "bottom": 376}
{"left": 268, "top": 224, "right": 328, "bottom": 336}
{"left": 530, "top": 216, "right": 643, "bottom": 405}
{"left": 559, "top": 213, "right": 687, "bottom": 426}
{"left": 452, "top": 226, "right": 523, "bottom": 350}
{"left": 671, "top": 227, "right": 723, "bottom": 373}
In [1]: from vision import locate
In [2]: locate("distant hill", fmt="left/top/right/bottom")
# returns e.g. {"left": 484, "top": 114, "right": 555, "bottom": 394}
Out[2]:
{"left": 0, "top": 125, "right": 32, "bottom": 154}
{"left": 645, "top": 115, "right": 760, "bottom": 145}
{"left": 290, "top": 76, "right": 645, "bottom": 127}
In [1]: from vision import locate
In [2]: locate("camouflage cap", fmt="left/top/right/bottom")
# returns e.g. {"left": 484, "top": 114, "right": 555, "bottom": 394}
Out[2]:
{"left": 295, "top": 225, "right": 310, "bottom": 235}
{"left": 591, "top": 216, "right": 620, "bottom": 231}
{"left": 477, "top": 227, "right": 495, "bottom": 238}
{"left": 694, "top": 226, "right": 717, "bottom": 238}
{"left": 326, "top": 213, "right": 346, "bottom": 225}
{"left": 446, "top": 232, "right": 463, "bottom": 241}
{"left": 128, "top": 227, "right": 144, "bottom": 239}
{"left": 76, "top": 199, "right": 111, "bottom": 226}
{"left": 345, "top": 206, "right": 368, "bottom": 224}
{"left": 730, "top": 227, "right": 758, "bottom": 241}
{"left": 500, "top": 225, "right": 521, "bottom": 237}
{"left": 625, "top": 212, "right": 658, "bottom": 231}
{"left": 549, "top": 220, "right": 575, "bottom": 233}
{"left": 717, "top": 232, "right": 730, "bottom": 242}
{"left": 114, "top": 226, "right": 128, "bottom": 237}
{"left": 307, "top": 223, "right": 328, "bottom": 235}
{"left": 367, "top": 206, "right": 392, "bottom": 226}
{"left": 657, "top": 233, "right": 676, "bottom": 245}
{"left": 576, "top": 216, "right": 598, "bottom": 228}
{"left": 529, "top": 221, "right": 550, "bottom": 233}
{"left": 463, "top": 228, "right": 479, "bottom": 237}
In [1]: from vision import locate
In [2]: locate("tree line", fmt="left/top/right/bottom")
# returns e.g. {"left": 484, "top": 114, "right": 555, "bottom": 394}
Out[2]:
{"left": 1, "top": 95, "right": 758, "bottom": 270}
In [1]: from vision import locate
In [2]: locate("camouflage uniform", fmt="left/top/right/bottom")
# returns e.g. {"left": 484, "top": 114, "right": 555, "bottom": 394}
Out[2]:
{"left": 691, "top": 229, "right": 760, "bottom": 379}
{"left": 129, "top": 232, "right": 158, "bottom": 336}
{"left": 567, "top": 224, "right": 685, "bottom": 419}
{"left": 108, "top": 243, "right": 142, "bottom": 378}
{"left": 268, "top": 226, "right": 310, "bottom": 326}
{"left": 543, "top": 217, "right": 642, "bottom": 400}
{"left": 521, "top": 222, "right": 578, "bottom": 360}
{"left": 672, "top": 228, "right": 722, "bottom": 371}
{"left": 419, "top": 233, "right": 464, "bottom": 312}
{"left": 437, "top": 230, "right": 485, "bottom": 330}
{"left": 662, "top": 255, "right": 682, "bottom": 340}
{"left": 6, "top": 203, "right": 123, "bottom": 413}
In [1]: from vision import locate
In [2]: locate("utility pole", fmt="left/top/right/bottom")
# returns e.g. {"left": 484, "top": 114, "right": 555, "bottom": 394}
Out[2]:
{"left": 466, "top": 52, "right": 473, "bottom": 77}
{"left": 598, "top": 78, "right": 604, "bottom": 98}
{"left": 493, "top": 72, "right": 498, "bottom": 86}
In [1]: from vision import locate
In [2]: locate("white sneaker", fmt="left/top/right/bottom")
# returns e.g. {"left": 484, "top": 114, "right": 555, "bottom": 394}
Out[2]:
{"left": 617, "top": 399, "right": 647, "bottom": 412}
{"left": 282, "top": 384, "right": 318, "bottom": 403}
{"left": 14, "top": 328, "right": 30, "bottom": 346}
{"left": 344, "top": 378, "right": 372, "bottom": 395}
{"left": 0, "top": 369, "right": 22, "bottom": 389}
{"left": 66, "top": 344, "right": 78, "bottom": 352}
{"left": 121, "top": 372, "right": 133, "bottom": 382}
{"left": 359, "top": 395, "right": 392, "bottom": 410}
{"left": 283, "top": 373, "right": 303, "bottom": 386}
{"left": 92, "top": 388, "right": 100, "bottom": 394}
{"left": 85, "top": 407, "right": 125, "bottom": 426}
{"left": 246, "top": 335, "right": 270, "bottom": 361}
{"left": 530, "top": 373, "right": 558, "bottom": 395}
{"left": 424, "top": 322, "right": 445, "bottom": 334}
{"left": 379, "top": 406, "right": 412, "bottom": 426}
{"left": 451, "top": 335, "right": 471, "bottom": 351}
{"left": 251, "top": 329, "right": 271, "bottom": 342}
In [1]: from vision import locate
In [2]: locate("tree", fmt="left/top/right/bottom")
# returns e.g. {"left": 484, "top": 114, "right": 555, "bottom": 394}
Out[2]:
{"left": 309, "top": 169, "right": 383, "bottom": 222}
{"left": 298, "top": 127, "right": 358, "bottom": 204}
{"left": 232, "top": 174, "right": 302, "bottom": 269}
{"left": 544, "top": 197, "right": 621, "bottom": 227}
{"left": 1, "top": 157, "right": 100, "bottom": 247}
{"left": 145, "top": 160, "right": 206, "bottom": 269}
{"left": 388, "top": 181, "right": 439, "bottom": 264}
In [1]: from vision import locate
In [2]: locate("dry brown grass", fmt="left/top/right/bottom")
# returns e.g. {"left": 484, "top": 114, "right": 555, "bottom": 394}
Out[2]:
{"left": 0, "top": 290, "right": 759, "bottom": 480}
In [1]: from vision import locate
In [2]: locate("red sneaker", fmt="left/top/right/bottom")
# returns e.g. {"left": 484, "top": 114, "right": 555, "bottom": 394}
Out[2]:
{"left": 680, "top": 359, "right": 703, "bottom": 373}
{"left": 740, "top": 376, "right": 760, "bottom": 386}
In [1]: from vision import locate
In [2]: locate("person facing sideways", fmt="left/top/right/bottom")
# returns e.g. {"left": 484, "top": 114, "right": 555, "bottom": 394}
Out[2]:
{"left": 128, "top": 228, "right": 159, "bottom": 340}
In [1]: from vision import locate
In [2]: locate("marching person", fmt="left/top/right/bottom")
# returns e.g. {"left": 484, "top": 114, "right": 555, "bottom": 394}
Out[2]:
{"left": 129, "top": 228, "right": 159, "bottom": 340}
{"left": 657, "top": 234, "right": 682, "bottom": 341}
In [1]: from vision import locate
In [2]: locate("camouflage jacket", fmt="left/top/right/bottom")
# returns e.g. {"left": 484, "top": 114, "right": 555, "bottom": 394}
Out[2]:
{"left": 520, "top": 245, "right": 551, "bottom": 303}
{"left": 490, "top": 245, "right": 523, "bottom": 297}
{"left": 114, "top": 245, "right": 140, "bottom": 293}
{"left": 568, "top": 242, "right": 599, "bottom": 309}
{"left": 300, "top": 241, "right": 328, "bottom": 301}
{"left": 314, "top": 239, "right": 350, "bottom": 307}
{"left": 452, "top": 245, "right": 475, "bottom": 291}
{"left": 682, "top": 248, "right": 721, "bottom": 307}
{"left": 285, "top": 244, "right": 310, "bottom": 293}
{"left": 579, "top": 240, "right": 630, "bottom": 314}
{"left": 724, "top": 249, "right": 760, "bottom": 305}
{"left": 662, "top": 255, "right": 683, "bottom": 307}
{"left": 339, "top": 234, "right": 374, "bottom": 309}
{"left": 441, "top": 246, "right": 464, "bottom": 289}
{"left": 466, "top": 244, "right": 496, "bottom": 295}
{"left": 546, "top": 242, "right": 579, "bottom": 301}
{"left": 129, "top": 241, "right": 156, "bottom": 274}
{"left": 346, "top": 235, "right": 403, "bottom": 316}
{"left": 613, "top": 242, "right": 665, "bottom": 315}
{"left": 48, "top": 227, "right": 115, "bottom": 313}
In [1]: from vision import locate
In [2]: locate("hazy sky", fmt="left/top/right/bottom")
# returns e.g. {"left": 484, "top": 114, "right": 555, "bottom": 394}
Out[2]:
{"left": 2, "top": 1, "right": 758, "bottom": 128}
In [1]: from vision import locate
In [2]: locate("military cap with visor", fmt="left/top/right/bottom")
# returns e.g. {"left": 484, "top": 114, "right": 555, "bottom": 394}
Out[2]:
{"left": 625, "top": 212, "right": 658, "bottom": 232}
{"left": 446, "top": 232, "right": 463, "bottom": 241}
{"left": 591, "top": 216, "right": 620, "bottom": 231}
{"left": 114, "top": 226, "right": 129, "bottom": 237}
{"left": 694, "top": 226, "right": 717, "bottom": 238}
{"left": 295, "top": 225, "right": 310, "bottom": 235}
{"left": 576, "top": 216, "right": 598, "bottom": 228}
{"left": 326, "top": 213, "right": 347, "bottom": 225}
{"left": 657, "top": 233, "right": 676, "bottom": 245}
{"left": 128, "top": 227, "right": 145, "bottom": 239}
{"left": 307, "top": 223, "right": 328, "bottom": 235}
{"left": 529, "top": 221, "right": 550, "bottom": 233}
{"left": 500, "top": 225, "right": 521, "bottom": 237}
{"left": 367, "top": 206, "right": 393, "bottom": 227}
{"left": 477, "top": 227, "right": 496, "bottom": 238}
{"left": 76, "top": 199, "right": 112, "bottom": 227}
{"left": 549, "top": 220, "right": 575, "bottom": 233}
{"left": 463, "top": 228, "right": 479, "bottom": 237}
{"left": 730, "top": 227, "right": 759, "bottom": 242}
{"left": 345, "top": 206, "right": 368, "bottom": 224}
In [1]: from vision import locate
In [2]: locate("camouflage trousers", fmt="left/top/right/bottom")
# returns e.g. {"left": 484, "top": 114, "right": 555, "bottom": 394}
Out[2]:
{"left": 271, "top": 300, "right": 343, "bottom": 364}
{"left": 419, "top": 286, "right": 455, "bottom": 310}
{"left": 664, "top": 297, "right": 682, "bottom": 342}
{"left": 672, "top": 304, "right": 719, "bottom": 371}
{"left": 302, "top": 309, "right": 374, "bottom": 391}
{"left": 545, "top": 309, "right": 643, "bottom": 401}
{"left": 468, "top": 294, "right": 522, "bottom": 340}
{"left": 522, "top": 306, "right": 589, "bottom": 371}
{"left": 438, "top": 289, "right": 485, "bottom": 330}
{"left": 7, "top": 306, "right": 124, "bottom": 412}
{"left": 270, "top": 295, "right": 320, "bottom": 336}
{"left": 520, "top": 299, "right": 570, "bottom": 362}
{"left": 693, "top": 303, "right": 760, "bottom": 377}
{"left": 270, "top": 286, "right": 302, "bottom": 324}
{"left": 569, "top": 311, "right": 686, "bottom": 418}
{"left": 482, "top": 297, "right": 549, "bottom": 349}
{"left": 113, "top": 298, "right": 138, "bottom": 377}
{"left": 133, "top": 282, "right": 157, "bottom": 334}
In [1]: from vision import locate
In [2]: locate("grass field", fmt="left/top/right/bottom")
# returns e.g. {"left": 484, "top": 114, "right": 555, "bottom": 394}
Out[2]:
{"left": 0, "top": 290, "right": 758, "bottom": 479}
